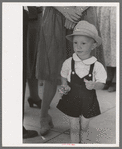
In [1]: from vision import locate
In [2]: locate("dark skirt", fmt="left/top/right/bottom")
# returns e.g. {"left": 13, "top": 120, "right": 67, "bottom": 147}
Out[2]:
{"left": 36, "top": 7, "right": 67, "bottom": 81}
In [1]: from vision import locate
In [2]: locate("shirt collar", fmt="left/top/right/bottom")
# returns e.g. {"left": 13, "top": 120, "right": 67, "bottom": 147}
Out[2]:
{"left": 73, "top": 53, "right": 97, "bottom": 65}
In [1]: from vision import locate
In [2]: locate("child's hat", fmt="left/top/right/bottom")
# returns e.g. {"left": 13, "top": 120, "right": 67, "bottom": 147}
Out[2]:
{"left": 66, "top": 20, "right": 102, "bottom": 47}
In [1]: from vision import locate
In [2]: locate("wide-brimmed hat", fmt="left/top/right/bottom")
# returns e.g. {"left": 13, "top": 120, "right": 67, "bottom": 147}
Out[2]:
{"left": 66, "top": 21, "right": 102, "bottom": 47}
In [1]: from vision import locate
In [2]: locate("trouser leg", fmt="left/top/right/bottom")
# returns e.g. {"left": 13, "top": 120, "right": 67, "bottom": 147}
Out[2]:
{"left": 23, "top": 9, "right": 28, "bottom": 120}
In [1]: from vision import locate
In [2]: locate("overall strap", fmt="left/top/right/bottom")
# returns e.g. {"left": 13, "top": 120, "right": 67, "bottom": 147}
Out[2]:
{"left": 71, "top": 58, "right": 75, "bottom": 72}
{"left": 89, "top": 62, "right": 95, "bottom": 75}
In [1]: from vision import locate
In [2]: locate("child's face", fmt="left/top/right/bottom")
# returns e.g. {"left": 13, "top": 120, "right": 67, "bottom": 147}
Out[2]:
{"left": 73, "top": 35, "right": 96, "bottom": 60}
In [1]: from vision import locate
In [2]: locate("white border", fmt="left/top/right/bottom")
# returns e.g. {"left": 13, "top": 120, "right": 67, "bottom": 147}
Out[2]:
{"left": 2, "top": 2, "right": 120, "bottom": 147}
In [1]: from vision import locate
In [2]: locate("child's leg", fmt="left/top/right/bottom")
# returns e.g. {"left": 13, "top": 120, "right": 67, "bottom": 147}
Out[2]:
{"left": 80, "top": 116, "right": 91, "bottom": 142}
{"left": 69, "top": 116, "right": 80, "bottom": 143}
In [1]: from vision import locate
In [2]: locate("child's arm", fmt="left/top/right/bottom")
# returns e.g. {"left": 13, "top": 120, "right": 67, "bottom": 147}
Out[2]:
{"left": 58, "top": 77, "right": 71, "bottom": 95}
{"left": 59, "top": 58, "right": 71, "bottom": 95}
{"left": 61, "top": 76, "right": 68, "bottom": 85}
{"left": 84, "top": 61, "right": 107, "bottom": 90}
{"left": 94, "top": 82, "right": 105, "bottom": 90}
{"left": 84, "top": 79, "right": 104, "bottom": 90}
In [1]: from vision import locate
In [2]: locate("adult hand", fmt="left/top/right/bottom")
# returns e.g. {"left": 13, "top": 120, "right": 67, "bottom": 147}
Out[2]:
{"left": 54, "top": 7, "right": 82, "bottom": 23}
{"left": 64, "top": 19, "right": 76, "bottom": 29}
{"left": 64, "top": 7, "right": 82, "bottom": 23}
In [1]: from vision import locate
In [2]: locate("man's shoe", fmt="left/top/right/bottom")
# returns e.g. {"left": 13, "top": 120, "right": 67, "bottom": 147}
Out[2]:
{"left": 23, "top": 129, "right": 38, "bottom": 139}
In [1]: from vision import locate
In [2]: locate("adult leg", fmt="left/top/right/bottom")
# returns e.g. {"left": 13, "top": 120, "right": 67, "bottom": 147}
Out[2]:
{"left": 103, "top": 66, "right": 115, "bottom": 90}
{"left": 40, "top": 80, "right": 57, "bottom": 135}
{"left": 23, "top": 8, "right": 38, "bottom": 139}
{"left": 108, "top": 67, "right": 116, "bottom": 92}
{"left": 112, "top": 67, "right": 116, "bottom": 83}
{"left": 37, "top": 7, "right": 66, "bottom": 135}
{"left": 27, "top": 77, "right": 42, "bottom": 108}
{"left": 108, "top": 7, "right": 116, "bottom": 92}
{"left": 28, "top": 77, "right": 40, "bottom": 101}
{"left": 23, "top": 8, "right": 28, "bottom": 119}
{"left": 27, "top": 7, "right": 42, "bottom": 108}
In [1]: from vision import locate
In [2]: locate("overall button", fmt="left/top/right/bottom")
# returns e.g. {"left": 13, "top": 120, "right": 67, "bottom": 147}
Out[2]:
{"left": 89, "top": 74, "right": 92, "bottom": 77}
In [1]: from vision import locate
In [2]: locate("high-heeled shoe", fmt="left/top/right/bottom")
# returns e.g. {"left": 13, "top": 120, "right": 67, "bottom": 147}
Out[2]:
{"left": 40, "top": 114, "right": 54, "bottom": 136}
{"left": 28, "top": 97, "right": 42, "bottom": 109}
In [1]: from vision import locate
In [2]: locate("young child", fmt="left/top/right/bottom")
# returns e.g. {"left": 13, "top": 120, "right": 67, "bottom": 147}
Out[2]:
{"left": 57, "top": 21, "right": 107, "bottom": 143}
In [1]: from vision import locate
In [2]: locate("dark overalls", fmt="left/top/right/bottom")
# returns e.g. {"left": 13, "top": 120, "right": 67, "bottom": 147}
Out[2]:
{"left": 57, "top": 58, "right": 101, "bottom": 118}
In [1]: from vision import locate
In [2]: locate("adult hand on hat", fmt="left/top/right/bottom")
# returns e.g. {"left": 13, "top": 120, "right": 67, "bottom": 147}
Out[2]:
{"left": 65, "top": 19, "right": 76, "bottom": 29}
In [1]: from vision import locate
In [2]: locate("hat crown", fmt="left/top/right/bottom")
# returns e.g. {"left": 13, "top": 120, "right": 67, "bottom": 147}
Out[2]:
{"left": 66, "top": 20, "right": 102, "bottom": 47}
{"left": 74, "top": 21, "right": 98, "bottom": 36}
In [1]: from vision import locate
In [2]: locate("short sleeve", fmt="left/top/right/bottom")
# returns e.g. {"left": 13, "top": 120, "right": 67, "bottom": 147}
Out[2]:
{"left": 93, "top": 62, "right": 107, "bottom": 83}
{"left": 60, "top": 58, "right": 71, "bottom": 79}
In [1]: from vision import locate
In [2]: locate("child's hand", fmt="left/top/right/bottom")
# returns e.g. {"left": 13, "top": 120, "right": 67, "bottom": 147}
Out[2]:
{"left": 58, "top": 85, "right": 71, "bottom": 95}
{"left": 84, "top": 79, "right": 95, "bottom": 90}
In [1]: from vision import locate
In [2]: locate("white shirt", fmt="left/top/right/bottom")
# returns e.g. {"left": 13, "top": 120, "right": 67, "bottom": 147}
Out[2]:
{"left": 24, "top": 6, "right": 28, "bottom": 11}
{"left": 61, "top": 53, "right": 107, "bottom": 83}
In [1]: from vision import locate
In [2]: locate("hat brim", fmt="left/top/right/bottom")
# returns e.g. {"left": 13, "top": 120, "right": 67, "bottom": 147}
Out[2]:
{"left": 66, "top": 32, "right": 102, "bottom": 47}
